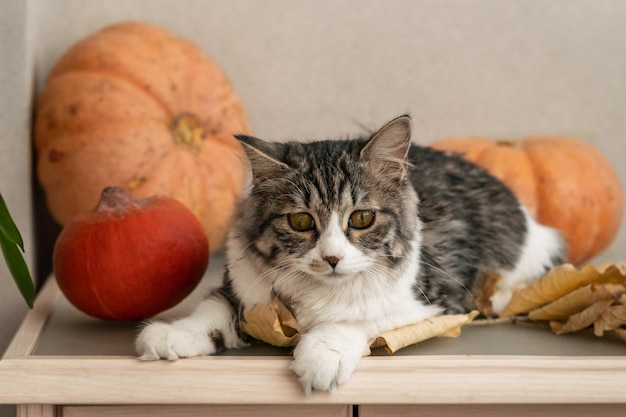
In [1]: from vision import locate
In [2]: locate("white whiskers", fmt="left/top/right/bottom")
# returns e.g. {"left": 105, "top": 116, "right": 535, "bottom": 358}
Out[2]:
{"left": 418, "top": 260, "right": 476, "bottom": 306}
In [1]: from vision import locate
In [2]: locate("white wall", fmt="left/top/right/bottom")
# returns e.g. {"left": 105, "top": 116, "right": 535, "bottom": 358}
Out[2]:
{"left": 0, "top": 0, "right": 33, "bottom": 354}
{"left": 0, "top": 1, "right": 34, "bottom": 416}
{"left": 31, "top": 0, "right": 626, "bottom": 253}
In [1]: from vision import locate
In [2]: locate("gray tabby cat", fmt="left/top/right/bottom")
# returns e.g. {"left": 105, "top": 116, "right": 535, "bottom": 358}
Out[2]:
{"left": 136, "top": 115, "right": 564, "bottom": 393}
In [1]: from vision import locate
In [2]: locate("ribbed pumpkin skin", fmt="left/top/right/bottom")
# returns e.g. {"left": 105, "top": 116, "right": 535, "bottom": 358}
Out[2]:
{"left": 35, "top": 22, "right": 250, "bottom": 252}
{"left": 431, "top": 137, "right": 624, "bottom": 265}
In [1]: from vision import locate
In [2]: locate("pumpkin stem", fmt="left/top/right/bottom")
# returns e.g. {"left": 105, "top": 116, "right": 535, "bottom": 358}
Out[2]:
{"left": 171, "top": 113, "right": 205, "bottom": 146}
{"left": 96, "top": 186, "right": 142, "bottom": 213}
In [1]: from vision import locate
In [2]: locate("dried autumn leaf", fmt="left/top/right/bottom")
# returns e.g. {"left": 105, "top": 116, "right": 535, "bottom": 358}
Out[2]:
{"left": 528, "top": 283, "right": 625, "bottom": 321}
{"left": 552, "top": 299, "right": 615, "bottom": 335}
{"left": 240, "top": 299, "right": 301, "bottom": 347}
{"left": 371, "top": 311, "right": 479, "bottom": 354}
{"left": 473, "top": 270, "right": 500, "bottom": 316}
{"left": 592, "top": 262, "right": 626, "bottom": 275}
{"left": 593, "top": 304, "right": 626, "bottom": 336}
{"left": 549, "top": 320, "right": 564, "bottom": 333}
{"left": 500, "top": 264, "right": 625, "bottom": 317}
{"left": 240, "top": 298, "right": 480, "bottom": 353}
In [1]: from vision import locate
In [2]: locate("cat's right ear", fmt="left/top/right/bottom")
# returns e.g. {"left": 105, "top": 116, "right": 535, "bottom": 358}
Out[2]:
{"left": 235, "top": 135, "right": 290, "bottom": 182}
{"left": 360, "top": 115, "right": 412, "bottom": 181}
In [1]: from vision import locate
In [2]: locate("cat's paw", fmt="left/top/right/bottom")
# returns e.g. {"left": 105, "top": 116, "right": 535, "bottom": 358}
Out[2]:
{"left": 289, "top": 328, "right": 366, "bottom": 394}
{"left": 135, "top": 320, "right": 216, "bottom": 361}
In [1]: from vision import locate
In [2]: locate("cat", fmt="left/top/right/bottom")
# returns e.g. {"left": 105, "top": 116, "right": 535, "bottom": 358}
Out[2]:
{"left": 135, "top": 115, "right": 564, "bottom": 394}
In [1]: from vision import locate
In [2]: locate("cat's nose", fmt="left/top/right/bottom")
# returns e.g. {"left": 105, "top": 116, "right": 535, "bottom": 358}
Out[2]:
{"left": 323, "top": 255, "right": 342, "bottom": 269}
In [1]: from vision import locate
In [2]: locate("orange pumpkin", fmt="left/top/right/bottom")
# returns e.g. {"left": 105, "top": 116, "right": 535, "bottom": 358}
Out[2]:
{"left": 35, "top": 22, "right": 250, "bottom": 252}
{"left": 431, "top": 137, "right": 624, "bottom": 265}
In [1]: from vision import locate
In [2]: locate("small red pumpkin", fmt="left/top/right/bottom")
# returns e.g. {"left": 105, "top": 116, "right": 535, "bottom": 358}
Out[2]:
{"left": 431, "top": 136, "right": 624, "bottom": 265}
{"left": 54, "top": 187, "right": 209, "bottom": 321}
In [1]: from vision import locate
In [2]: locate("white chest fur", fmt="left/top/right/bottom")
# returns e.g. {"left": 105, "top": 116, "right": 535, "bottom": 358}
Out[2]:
{"left": 227, "top": 233, "right": 442, "bottom": 339}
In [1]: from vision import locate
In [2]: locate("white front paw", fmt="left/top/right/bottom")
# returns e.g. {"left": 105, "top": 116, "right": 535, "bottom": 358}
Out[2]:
{"left": 135, "top": 321, "right": 216, "bottom": 360}
{"left": 289, "top": 329, "right": 365, "bottom": 394}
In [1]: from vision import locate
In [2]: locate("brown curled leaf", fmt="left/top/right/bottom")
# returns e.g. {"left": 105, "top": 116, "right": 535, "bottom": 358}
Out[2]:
{"left": 614, "top": 328, "right": 626, "bottom": 342}
{"left": 241, "top": 299, "right": 480, "bottom": 353}
{"left": 371, "top": 311, "right": 479, "bottom": 354}
{"left": 500, "top": 264, "right": 625, "bottom": 317}
{"left": 553, "top": 299, "right": 615, "bottom": 335}
{"left": 528, "top": 283, "right": 625, "bottom": 321}
{"left": 593, "top": 304, "right": 626, "bottom": 337}
{"left": 549, "top": 320, "right": 565, "bottom": 334}
{"left": 240, "top": 299, "right": 301, "bottom": 347}
{"left": 592, "top": 262, "right": 626, "bottom": 275}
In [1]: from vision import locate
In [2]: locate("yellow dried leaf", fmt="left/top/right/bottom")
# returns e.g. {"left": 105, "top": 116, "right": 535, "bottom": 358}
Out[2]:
{"left": 500, "top": 264, "right": 625, "bottom": 317}
{"left": 371, "top": 311, "right": 479, "bottom": 354}
{"left": 240, "top": 299, "right": 301, "bottom": 347}
{"left": 439, "top": 327, "right": 463, "bottom": 338}
{"left": 592, "top": 262, "right": 626, "bottom": 275}
{"left": 274, "top": 296, "right": 300, "bottom": 338}
{"left": 553, "top": 299, "right": 615, "bottom": 335}
{"left": 240, "top": 299, "right": 480, "bottom": 353}
{"left": 528, "top": 283, "right": 625, "bottom": 321}
{"left": 593, "top": 304, "right": 626, "bottom": 336}
{"left": 549, "top": 320, "right": 565, "bottom": 333}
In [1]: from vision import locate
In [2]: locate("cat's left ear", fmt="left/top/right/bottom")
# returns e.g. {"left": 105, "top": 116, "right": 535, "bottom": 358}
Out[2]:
{"left": 360, "top": 115, "right": 412, "bottom": 180}
{"left": 235, "top": 134, "right": 290, "bottom": 182}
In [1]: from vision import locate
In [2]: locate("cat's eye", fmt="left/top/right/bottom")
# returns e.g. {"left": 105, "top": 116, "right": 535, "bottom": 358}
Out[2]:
{"left": 349, "top": 210, "right": 375, "bottom": 229}
{"left": 288, "top": 212, "right": 315, "bottom": 232}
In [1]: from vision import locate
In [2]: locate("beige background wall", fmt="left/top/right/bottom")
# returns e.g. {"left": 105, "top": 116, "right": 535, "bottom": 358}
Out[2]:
{"left": 0, "top": 2, "right": 33, "bottom": 416}
{"left": 2, "top": 0, "right": 626, "bottom": 414}
{"left": 0, "top": 0, "right": 33, "bottom": 364}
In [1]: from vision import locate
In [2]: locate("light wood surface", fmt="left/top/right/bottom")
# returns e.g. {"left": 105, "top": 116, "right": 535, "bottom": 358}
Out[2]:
{"left": 62, "top": 405, "right": 351, "bottom": 417}
{"left": 16, "top": 405, "right": 57, "bottom": 417}
{"left": 2, "top": 278, "right": 59, "bottom": 359}
{"left": 1, "top": 272, "right": 625, "bottom": 416}
{"left": 360, "top": 405, "right": 626, "bottom": 417}
{"left": 2, "top": 354, "right": 625, "bottom": 405}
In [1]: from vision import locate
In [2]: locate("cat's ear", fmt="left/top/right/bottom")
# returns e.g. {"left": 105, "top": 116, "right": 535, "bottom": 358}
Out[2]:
{"left": 360, "top": 115, "right": 412, "bottom": 180}
{"left": 235, "top": 135, "right": 290, "bottom": 182}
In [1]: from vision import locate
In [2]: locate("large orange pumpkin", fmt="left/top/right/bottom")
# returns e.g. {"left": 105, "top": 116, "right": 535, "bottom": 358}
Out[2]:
{"left": 431, "top": 137, "right": 624, "bottom": 265}
{"left": 35, "top": 22, "right": 250, "bottom": 252}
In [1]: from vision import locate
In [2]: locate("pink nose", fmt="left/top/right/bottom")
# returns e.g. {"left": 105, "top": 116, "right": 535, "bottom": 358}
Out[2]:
{"left": 323, "top": 255, "right": 342, "bottom": 268}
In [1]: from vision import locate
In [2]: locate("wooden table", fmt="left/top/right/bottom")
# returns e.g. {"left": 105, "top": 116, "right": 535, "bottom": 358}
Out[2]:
{"left": 1, "top": 253, "right": 625, "bottom": 417}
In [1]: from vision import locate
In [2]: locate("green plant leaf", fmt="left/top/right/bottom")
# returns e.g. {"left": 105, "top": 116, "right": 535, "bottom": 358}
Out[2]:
{"left": 0, "top": 192, "right": 24, "bottom": 251}
{"left": 0, "top": 192, "right": 34, "bottom": 308}
{"left": 0, "top": 231, "right": 34, "bottom": 308}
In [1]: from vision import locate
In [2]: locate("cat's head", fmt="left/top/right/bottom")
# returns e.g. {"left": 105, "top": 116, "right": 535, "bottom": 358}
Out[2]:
{"left": 232, "top": 116, "right": 420, "bottom": 285}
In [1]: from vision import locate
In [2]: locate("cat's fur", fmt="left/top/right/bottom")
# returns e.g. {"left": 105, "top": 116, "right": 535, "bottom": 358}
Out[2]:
{"left": 136, "top": 115, "right": 564, "bottom": 393}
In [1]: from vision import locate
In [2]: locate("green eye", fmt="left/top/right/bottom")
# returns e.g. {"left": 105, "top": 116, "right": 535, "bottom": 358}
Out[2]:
{"left": 349, "top": 210, "right": 375, "bottom": 229}
{"left": 288, "top": 212, "right": 315, "bottom": 231}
